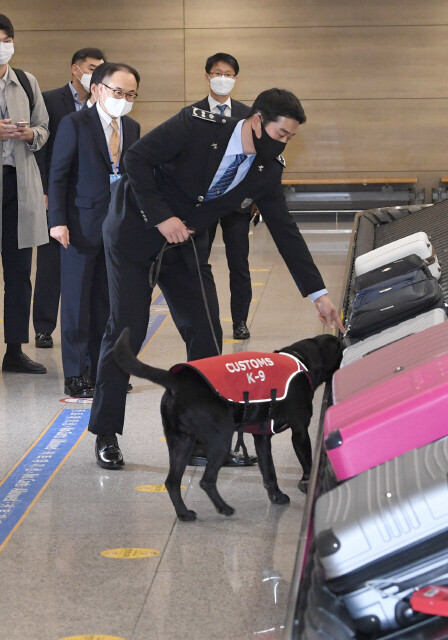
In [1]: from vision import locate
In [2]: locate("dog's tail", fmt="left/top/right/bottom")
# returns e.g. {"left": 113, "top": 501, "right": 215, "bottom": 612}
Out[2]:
{"left": 113, "top": 328, "right": 180, "bottom": 393}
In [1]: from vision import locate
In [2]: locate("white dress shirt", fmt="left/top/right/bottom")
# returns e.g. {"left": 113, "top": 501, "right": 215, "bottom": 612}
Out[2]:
{"left": 96, "top": 101, "right": 123, "bottom": 172}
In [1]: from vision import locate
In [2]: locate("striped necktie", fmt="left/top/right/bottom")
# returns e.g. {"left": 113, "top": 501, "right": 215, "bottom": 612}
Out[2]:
{"left": 205, "top": 153, "right": 247, "bottom": 201}
{"left": 216, "top": 104, "right": 227, "bottom": 116}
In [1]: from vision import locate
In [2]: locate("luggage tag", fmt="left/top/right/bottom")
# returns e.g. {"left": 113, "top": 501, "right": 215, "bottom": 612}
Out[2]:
{"left": 410, "top": 585, "right": 448, "bottom": 617}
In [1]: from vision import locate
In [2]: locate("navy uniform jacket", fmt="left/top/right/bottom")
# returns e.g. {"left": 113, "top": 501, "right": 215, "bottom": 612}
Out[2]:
{"left": 35, "top": 83, "right": 77, "bottom": 194}
{"left": 48, "top": 105, "right": 140, "bottom": 250}
{"left": 107, "top": 106, "right": 325, "bottom": 297}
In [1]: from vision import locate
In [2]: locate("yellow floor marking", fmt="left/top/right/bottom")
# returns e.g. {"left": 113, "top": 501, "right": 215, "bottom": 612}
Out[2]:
{"left": 249, "top": 268, "right": 270, "bottom": 272}
{"left": 59, "top": 635, "right": 126, "bottom": 640}
{"left": 136, "top": 484, "right": 186, "bottom": 492}
{"left": 251, "top": 282, "right": 266, "bottom": 286}
{"left": 101, "top": 548, "right": 160, "bottom": 559}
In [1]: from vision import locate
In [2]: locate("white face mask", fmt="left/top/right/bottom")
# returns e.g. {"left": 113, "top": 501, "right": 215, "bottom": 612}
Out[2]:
{"left": 76, "top": 65, "right": 92, "bottom": 92}
{"left": 209, "top": 75, "right": 235, "bottom": 96}
{"left": 102, "top": 88, "right": 133, "bottom": 118}
{"left": 0, "top": 42, "right": 14, "bottom": 65}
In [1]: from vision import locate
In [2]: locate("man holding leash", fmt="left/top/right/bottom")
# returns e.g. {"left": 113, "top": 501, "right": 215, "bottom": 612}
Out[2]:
{"left": 88, "top": 87, "right": 345, "bottom": 469}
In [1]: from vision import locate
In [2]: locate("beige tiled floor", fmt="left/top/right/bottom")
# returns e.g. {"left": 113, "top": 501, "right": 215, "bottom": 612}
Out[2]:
{"left": 0, "top": 220, "right": 348, "bottom": 640}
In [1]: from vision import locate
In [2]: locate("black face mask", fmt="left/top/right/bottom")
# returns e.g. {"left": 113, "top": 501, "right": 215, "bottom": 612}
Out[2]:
{"left": 252, "top": 119, "right": 287, "bottom": 161}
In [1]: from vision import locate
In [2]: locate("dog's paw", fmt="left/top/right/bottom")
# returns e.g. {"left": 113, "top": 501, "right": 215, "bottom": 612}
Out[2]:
{"left": 178, "top": 509, "right": 197, "bottom": 522}
{"left": 298, "top": 479, "right": 309, "bottom": 494}
{"left": 269, "top": 491, "right": 290, "bottom": 505}
{"left": 219, "top": 504, "right": 235, "bottom": 517}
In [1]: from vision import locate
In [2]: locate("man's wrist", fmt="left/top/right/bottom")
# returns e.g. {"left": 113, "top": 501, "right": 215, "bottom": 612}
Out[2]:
{"left": 308, "top": 289, "right": 328, "bottom": 302}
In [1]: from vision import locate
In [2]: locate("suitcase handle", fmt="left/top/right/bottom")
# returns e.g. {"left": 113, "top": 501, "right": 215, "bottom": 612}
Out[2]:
{"left": 410, "top": 585, "right": 448, "bottom": 617}
{"left": 424, "top": 245, "right": 437, "bottom": 266}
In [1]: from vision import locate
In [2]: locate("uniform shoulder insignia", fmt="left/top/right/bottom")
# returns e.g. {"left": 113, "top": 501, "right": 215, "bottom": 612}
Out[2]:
{"left": 191, "top": 106, "right": 226, "bottom": 124}
{"left": 276, "top": 154, "right": 286, "bottom": 167}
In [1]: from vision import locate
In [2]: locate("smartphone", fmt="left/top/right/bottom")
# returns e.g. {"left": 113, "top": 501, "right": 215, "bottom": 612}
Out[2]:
{"left": 16, "top": 121, "right": 29, "bottom": 126}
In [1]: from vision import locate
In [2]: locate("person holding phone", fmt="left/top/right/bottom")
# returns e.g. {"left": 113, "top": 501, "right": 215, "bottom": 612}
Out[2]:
{"left": 0, "top": 13, "right": 50, "bottom": 374}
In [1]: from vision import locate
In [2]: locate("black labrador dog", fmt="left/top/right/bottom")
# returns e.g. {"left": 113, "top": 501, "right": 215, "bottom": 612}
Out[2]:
{"left": 113, "top": 330, "right": 342, "bottom": 521}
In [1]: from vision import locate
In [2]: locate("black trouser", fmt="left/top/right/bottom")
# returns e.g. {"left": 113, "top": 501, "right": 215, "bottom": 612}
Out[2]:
{"left": 1, "top": 168, "right": 32, "bottom": 345}
{"left": 60, "top": 243, "right": 109, "bottom": 380}
{"left": 88, "top": 231, "right": 222, "bottom": 437}
{"left": 208, "top": 210, "right": 252, "bottom": 323}
{"left": 33, "top": 235, "right": 60, "bottom": 335}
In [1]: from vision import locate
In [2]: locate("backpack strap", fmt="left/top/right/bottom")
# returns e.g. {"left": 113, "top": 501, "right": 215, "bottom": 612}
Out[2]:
{"left": 12, "top": 68, "right": 35, "bottom": 117}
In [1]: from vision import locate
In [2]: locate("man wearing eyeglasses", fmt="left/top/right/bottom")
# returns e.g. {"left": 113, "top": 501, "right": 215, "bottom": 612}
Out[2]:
{"left": 33, "top": 48, "right": 106, "bottom": 353}
{"left": 48, "top": 62, "right": 140, "bottom": 401}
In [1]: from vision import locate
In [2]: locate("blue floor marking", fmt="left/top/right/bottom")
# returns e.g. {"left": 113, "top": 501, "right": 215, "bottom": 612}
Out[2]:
{"left": 139, "top": 291, "right": 169, "bottom": 353}
{"left": 0, "top": 408, "right": 90, "bottom": 549}
{"left": 0, "top": 292, "right": 169, "bottom": 549}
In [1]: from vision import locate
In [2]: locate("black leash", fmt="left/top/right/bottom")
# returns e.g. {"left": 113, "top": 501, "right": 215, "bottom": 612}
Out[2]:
{"left": 149, "top": 235, "right": 221, "bottom": 356}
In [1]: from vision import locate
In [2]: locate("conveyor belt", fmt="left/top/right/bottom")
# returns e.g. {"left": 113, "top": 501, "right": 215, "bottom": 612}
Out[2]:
{"left": 284, "top": 202, "right": 448, "bottom": 640}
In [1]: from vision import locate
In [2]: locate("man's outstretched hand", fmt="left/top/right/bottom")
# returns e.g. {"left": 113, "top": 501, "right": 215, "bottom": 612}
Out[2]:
{"left": 314, "top": 294, "right": 345, "bottom": 334}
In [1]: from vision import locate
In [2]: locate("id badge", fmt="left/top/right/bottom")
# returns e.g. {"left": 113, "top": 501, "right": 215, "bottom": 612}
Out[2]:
{"left": 110, "top": 173, "right": 122, "bottom": 185}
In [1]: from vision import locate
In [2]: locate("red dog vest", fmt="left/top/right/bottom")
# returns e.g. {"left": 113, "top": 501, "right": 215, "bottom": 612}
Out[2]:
{"left": 170, "top": 351, "right": 310, "bottom": 435}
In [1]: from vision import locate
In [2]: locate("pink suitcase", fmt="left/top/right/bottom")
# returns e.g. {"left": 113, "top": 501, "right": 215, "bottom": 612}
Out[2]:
{"left": 332, "top": 322, "right": 448, "bottom": 404}
{"left": 324, "top": 353, "right": 448, "bottom": 481}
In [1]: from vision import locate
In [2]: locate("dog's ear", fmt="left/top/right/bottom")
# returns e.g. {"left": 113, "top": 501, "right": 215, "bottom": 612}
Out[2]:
{"left": 314, "top": 334, "right": 344, "bottom": 375}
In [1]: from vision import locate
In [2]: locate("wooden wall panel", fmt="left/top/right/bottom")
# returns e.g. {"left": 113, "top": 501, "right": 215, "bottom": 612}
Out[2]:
{"left": 185, "top": 0, "right": 448, "bottom": 28}
{"left": 12, "top": 30, "right": 185, "bottom": 100}
{"left": 0, "top": 0, "right": 184, "bottom": 30}
{"left": 131, "top": 102, "right": 185, "bottom": 136}
{"left": 282, "top": 99, "right": 448, "bottom": 175}
{"left": 2, "top": 0, "right": 448, "bottom": 189}
{"left": 185, "top": 26, "right": 448, "bottom": 101}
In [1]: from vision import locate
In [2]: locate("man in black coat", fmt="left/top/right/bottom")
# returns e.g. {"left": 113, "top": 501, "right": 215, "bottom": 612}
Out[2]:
{"left": 87, "top": 87, "right": 344, "bottom": 470}
{"left": 194, "top": 52, "right": 253, "bottom": 342}
{"left": 33, "top": 47, "right": 105, "bottom": 349}
{"left": 48, "top": 62, "right": 141, "bottom": 399}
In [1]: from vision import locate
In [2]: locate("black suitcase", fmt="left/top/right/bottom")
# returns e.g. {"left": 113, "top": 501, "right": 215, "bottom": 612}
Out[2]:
{"left": 345, "top": 278, "right": 445, "bottom": 340}
{"left": 354, "top": 254, "right": 433, "bottom": 293}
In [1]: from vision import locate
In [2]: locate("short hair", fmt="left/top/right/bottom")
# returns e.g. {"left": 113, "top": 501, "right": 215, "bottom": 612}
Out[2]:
{"left": 249, "top": 88, "right": 306, "bottom": 125}
{"left": 0, "top": 14, "right": 14, "bottom": 38}
{"left": 205, "top": 52, "right": 239, "bottom": 76}
{"left": 71, "top": 48, "right": 106, "bottom": 66}
{"left": 93, "top": 62, "right": 140, "bottom": 88}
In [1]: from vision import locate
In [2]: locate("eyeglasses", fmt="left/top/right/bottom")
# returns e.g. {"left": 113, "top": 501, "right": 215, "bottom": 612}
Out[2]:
{"left": 102, "top": 83, "right": 138, "bottom": 102}
{"left": 208, "top": 72, "right": 236, "bottom": 79}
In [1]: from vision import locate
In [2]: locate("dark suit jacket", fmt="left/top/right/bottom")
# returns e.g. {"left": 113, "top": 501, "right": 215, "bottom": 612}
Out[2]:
{"left": 35, "top": 83, "right": 77, "bottom": 194}
{"left": 105, "top": 106, "right": 325, "bottom": 297}
{"left": 192, "top": 96, "right": 251, "bottom": 119}
{"left": 48, "top": 105, "right": 140, "bottom": 250}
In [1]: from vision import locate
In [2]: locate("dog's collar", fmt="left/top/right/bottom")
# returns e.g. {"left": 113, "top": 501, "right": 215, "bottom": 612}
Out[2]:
{"left": 279, "top": 350, "right": 314, "bottom": 391}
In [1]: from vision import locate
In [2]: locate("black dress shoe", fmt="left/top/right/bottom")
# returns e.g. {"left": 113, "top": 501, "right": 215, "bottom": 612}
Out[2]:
{"left": 188, "top": 447, "right": 257, "bottom": 467}
{"left": 2, "top": 352, "right": 47, "bottom": 374}
{"left": 95, "top": 435, "right": 124, "bottom": 469}
{"left": 224, "top": 449, "right": 258, "bottom": 467}
{"left": 127, "top": 383, "right": 133, "bottom": 393}
{"left": 35, "top": 332, "right": 53, "bottom": 348}
{"left": 233, "top": 321, "right": 250, "bottom": 340}
{"left": 64, "top": 375, "right": 94, "bottom": 398}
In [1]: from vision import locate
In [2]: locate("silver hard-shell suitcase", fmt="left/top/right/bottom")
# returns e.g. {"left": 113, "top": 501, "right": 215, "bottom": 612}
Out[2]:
{"left": 314, "top": 437, "right": 448, "bottom": 631}
{"left": 354, "top": 232, "right": 441, "bottom": 280}
{"left": 340, "top": 308, "right": 446, "bottom": 368}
